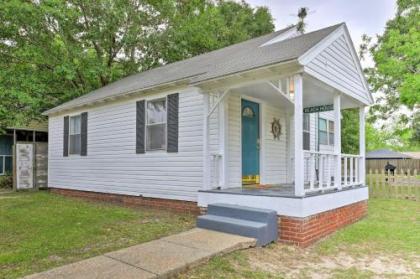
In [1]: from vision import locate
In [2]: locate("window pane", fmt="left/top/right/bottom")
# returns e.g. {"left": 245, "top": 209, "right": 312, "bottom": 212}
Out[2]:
{"left": 5, "top": 156, "right": 12, "bottom": 173}
{"left": 303, "top": 131, "right": 310, "bottom": 150}
{"left": 147, "top": 99, "right": 166, "bottom": 124}
{"left": 70, "top": 115, "right": 81, "bottom": 134}
{"left": 69, "top": 134, "right": 81, "bottom": 154}
{"left": 146, "top": 124, "right": 166, "bottom": 150}
{"left": 0, "top": 157, "right": 3, "bottom": 174}
{"left": 319, "top": 118, "right": 327, "bottom": 131}
{"left": 319, "top": 131, "right": 328, "bottom": 145}
{"left": 303, "top": 114, "right": 310, "bottom": 131}
{"left": 329, "top": 133, "right": 334, "bottom": 145}
{"left": 329, "top": 120, "right": 334, "bottom": 132}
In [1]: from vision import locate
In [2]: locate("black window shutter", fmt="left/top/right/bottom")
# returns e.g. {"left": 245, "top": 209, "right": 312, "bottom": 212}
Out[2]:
{"left": 81, "top": 112, "right": 88, "bottom": 156}
{"left": 136, "top": 100, "right": 145, "bottom": 153}
{"left": 63, "top": 116, "right": 69, "bottom": 157}
{"left": 167, "top": 93, "right": 179, "bottom": 153}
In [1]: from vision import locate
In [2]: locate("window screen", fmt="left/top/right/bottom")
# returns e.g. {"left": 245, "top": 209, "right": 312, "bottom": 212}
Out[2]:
{"left": 69, "top": 115, "right": 81, "bottom": 155}
{"left": 146, "top": 98, "right": 167, "bottom": 151}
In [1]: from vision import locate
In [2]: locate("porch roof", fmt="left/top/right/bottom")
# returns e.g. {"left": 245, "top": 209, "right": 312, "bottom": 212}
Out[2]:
{"left": 44, "top": 24, "right": 343, "bottom": 115}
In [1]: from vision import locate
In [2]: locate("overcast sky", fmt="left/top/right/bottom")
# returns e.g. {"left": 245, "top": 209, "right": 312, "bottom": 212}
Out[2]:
{"left": 246, "top": 0, "right": 397, "bottom": 66}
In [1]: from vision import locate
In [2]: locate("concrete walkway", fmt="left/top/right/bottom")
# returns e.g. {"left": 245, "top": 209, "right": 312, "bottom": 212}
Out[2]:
{"left": 25, "top": 229, "right": 256, "bottom": 279}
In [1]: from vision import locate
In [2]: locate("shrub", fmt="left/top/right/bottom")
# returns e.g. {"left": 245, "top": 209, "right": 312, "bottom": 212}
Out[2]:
{"left": 0, "top": 173, "right": 13, "bottom": 189}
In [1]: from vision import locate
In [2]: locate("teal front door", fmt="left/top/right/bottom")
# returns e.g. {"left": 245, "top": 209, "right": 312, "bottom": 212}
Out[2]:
{"left": 241, "top": 99, "right": 260, "bottom": 184}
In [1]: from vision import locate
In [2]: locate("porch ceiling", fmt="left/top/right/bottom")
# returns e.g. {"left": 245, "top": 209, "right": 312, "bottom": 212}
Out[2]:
{"left": 231, "top": 82, "right": 294, "bottom": 111}
{"left": 303, "top": 75, "right": 366, "bottom": 109}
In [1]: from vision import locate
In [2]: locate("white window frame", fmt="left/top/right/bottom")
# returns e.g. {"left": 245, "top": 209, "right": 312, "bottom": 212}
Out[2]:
{"left": 145, "top": 97, "right": 167, "bottom": 152}
{"left": 69, "top": 114, "right": 82, "bottom": 155}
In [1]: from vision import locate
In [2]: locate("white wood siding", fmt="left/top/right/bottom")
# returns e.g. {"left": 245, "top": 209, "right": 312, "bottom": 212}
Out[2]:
{"left": 48, "top": 88, "right": 204, "bottom": 202}
{"left": 305, "top": 34, "right": 370, "bottom": 104}
{"left": 261, "top": 104, "right": 287, "bottom": 184}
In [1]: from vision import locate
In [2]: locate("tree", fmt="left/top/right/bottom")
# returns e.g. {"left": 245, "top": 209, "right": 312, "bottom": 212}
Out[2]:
{"left": 360, "top": 0, "right": 419, "bottom": 143}
{"left": 0, "top": 0, "right": 274, "bottom": 130}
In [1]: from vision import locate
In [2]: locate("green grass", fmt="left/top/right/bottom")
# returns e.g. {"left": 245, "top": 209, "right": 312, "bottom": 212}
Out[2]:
{"left": 316, "top": 198, "right": 420, "bottom": 255}
{"left": 184, "top": 198, "right": 420, "bottom": 278}
{"left": 0, "top": 191, "right": 194, "bottom": 278}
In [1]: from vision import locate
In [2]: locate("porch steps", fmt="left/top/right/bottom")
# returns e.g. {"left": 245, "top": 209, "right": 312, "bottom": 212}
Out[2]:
{"left": 197, "top": 203, "right": 277, "bottom": 246}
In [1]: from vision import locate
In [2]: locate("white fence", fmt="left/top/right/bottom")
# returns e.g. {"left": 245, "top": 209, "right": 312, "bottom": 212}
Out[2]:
{"left": 304, "top": 151, "right": 363, "bottom": 193}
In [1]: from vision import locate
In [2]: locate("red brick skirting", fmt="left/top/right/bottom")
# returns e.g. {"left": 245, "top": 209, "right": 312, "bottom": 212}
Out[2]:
{"left": 50, "top": 188, "right": 201, "bottom": 215}
{"left": 278, "top": 200, "right": 368, "bottom": 247}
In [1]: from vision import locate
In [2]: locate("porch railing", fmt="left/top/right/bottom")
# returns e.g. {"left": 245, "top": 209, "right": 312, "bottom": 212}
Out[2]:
{"left": 304, "top": 151, "right": 362, "bottom": 193}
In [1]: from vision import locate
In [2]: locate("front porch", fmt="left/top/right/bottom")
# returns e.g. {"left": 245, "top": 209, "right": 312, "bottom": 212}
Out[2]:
{"left": 199, "top": 70, "right": 367, "bottom": 199}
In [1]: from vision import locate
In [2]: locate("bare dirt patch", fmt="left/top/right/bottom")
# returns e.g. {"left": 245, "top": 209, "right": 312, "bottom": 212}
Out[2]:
{"left": 244, "top": 243, "right": 419, "bottom": 278}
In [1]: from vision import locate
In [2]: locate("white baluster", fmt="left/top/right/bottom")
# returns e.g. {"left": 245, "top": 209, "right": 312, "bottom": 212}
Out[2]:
{"left": 343, "top": 157, "right": 348, "bottom": 186}
{"left": 310, "top": 154, "right": 315, "bottom": 190}
{"left": 319, "top": 155, "right": 324, "bottom": 190}
{"left": 350, "top": 157, "right": 354, "bottom": 185}
{"left": 326, "top": 155, "right": 331, "bottom": 188}
{"left": 355, "top": 157, "right": 359, "bottom": 185}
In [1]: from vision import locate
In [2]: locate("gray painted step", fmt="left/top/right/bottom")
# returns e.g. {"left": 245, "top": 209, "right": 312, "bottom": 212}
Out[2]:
{"left": 208, "top": 203, "right": 276, "bottom": 223}
{"left": 197, "top": 204, "right": 278, "bottom": 246}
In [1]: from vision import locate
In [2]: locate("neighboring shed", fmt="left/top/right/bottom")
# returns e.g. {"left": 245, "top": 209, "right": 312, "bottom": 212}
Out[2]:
{"left": 0, "top": 121, "right": 48, "bottom": 190}
{"left": 366, "top": 149, "right": 412, "bottom": 160}
{"left": 366, "top": 149, "right": 419, "bottom": 172}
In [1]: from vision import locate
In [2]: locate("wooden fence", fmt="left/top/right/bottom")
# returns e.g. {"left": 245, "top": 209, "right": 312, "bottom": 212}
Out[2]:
{"left": 367, "top": 169, "right": 420, "bottom": 201}
{"left": 366, "top": 159, "right": 420, "bottom": 173}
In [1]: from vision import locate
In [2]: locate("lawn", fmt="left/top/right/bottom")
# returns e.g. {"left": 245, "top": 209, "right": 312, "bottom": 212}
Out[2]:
{"left": 182, "top": 198, "right": 420, "bottom": 279}
{"left": 0, "top": 191, "right": 194, "bottom": 279}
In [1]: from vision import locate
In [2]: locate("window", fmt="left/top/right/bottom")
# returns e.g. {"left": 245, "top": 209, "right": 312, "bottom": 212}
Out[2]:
{"left": 69, "top": 115, "right": 81, "bottom": 155}
{"left": 329, "top": 120, "right": 334, "bottom": 145}
{"left": 146, "top": 98, "right": 166, "bottom": 151}
{"left": 318, "top": 118, "right": 334, "bottom": 146}
{"left": 319, "top": 118, "right": 328, "bottom": 145}
{"left": 303, "top": 113, "right": 310, "bottom": 150}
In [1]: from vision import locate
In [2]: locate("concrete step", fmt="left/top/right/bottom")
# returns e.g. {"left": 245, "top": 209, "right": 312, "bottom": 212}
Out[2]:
{"left": 197, "top": 204, "right": 278, "bottom": 246}
{"left": 208, "top": 203, "right": 277, "bottom": 223}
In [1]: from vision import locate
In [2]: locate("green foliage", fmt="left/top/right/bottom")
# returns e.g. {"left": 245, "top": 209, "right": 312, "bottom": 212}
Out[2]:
{"left": 360, "top": 0, "right": 419, "bottom": 147}
{"left": 0, "top": 175, "right": 12, "bottom": 189}
{"left": 341, "top": 109, "right": 359, "bottom": 154}
{"left": 0, "top": 0, "right": 274, "bottom": 129}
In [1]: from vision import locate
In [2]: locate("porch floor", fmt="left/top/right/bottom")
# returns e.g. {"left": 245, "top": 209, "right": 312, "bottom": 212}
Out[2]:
{"left": 201, "top": 184, "right": 365, "bottom": 198}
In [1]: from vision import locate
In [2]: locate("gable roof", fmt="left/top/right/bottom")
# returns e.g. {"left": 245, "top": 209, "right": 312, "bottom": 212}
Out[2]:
{"left": 366, "top": 149, "right": 413, "bottom": 159}
{"left": 44, "top": 23, "right": 344, "bottom": 115}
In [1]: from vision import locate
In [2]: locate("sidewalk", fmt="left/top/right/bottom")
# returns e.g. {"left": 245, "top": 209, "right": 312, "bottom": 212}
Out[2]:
{"left": 25, "top": 228, "right": 256, "bottom": 279}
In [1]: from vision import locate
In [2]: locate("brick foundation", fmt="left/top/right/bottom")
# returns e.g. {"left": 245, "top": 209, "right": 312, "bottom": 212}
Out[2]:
{"left": 278, "top": 200, "right": 368, "bottom": 247}
{"left": 50, "top": 188, "right": 201, "bottom": 215}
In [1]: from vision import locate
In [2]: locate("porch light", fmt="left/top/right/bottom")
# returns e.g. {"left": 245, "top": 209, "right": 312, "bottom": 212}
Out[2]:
{"left": 288, "top": 77, "right": 295, "bottom": 99}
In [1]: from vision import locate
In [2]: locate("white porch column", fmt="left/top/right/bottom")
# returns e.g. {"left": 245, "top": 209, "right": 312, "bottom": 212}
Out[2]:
{"left": 202, "top": 93, "right": 210, "bottom": 189}
{"left": 334, "top": 94, "right": 342, "bottom": 189}
{"left": 293, "top": 74, "right": 305, "bottom": 196}
{"left": 359, "top": 106, "right": 366, "bottom": 185}
{"left": 218, "top": 96, "right": 229, "bottom": 188}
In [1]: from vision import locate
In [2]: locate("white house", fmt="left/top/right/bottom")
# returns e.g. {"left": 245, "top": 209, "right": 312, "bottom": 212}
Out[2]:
{"left": 44, "top": 23, "right": 372, "bottom": 246}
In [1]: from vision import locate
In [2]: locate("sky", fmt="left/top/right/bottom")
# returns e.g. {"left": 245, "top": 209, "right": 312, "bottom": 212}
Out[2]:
{"left": 246, "top": 0, "right": 397, "bottom": 67}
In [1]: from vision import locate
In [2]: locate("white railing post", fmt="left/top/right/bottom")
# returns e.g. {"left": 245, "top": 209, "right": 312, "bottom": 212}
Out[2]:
{"left": 334, "top": 94, "right": 342, "bottom": 189}
{"left": 293, "top": 74, "right": 305, "bottom": 196}
{"left": 359, "top": 106, "right": 366, "bottom": 185}
{"left": 350, "top": 157, "right": 354, "bottom": 185}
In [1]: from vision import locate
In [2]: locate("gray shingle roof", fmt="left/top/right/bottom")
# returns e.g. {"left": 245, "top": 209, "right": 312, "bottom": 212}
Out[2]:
{"left": 366, "top": 149, "right": 413, "bottom": 159}
{"left": 45, "top": 23, "right": 343, "bottom": 115}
